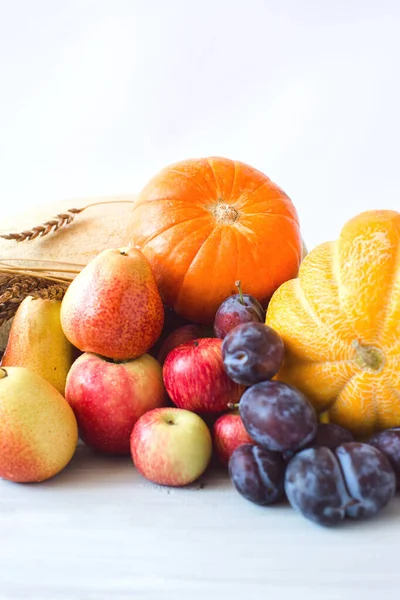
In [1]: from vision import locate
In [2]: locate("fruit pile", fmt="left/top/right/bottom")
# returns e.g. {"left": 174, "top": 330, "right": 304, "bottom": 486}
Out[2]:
{"left": 1, "top": 156, "right": 400, "bottom": 530}
{"left": 213, "top": 289, "right": 400, "bottom": 526}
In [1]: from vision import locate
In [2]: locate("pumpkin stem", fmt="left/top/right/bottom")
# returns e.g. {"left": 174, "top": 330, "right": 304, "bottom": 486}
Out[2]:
{"left": 352, "top": 340, "right": 385, "bottom": 372}
{"left": 212, "top": 202, "right": 239, "bottom": 225}
{"left": 235, "top": 280, "right": 245, "bottom": 305}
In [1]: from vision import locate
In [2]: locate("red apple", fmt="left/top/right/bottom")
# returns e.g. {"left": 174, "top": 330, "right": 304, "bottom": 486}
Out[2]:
{"left": 65, "top": 352, "right": 167, "bottom": 454}
{"left": 148, "top": 305, "right": 192, "bottom": 359}
{"left": 130, "top": 407, "right": 212, "bottom": 486}
{"left": 213, "top": 412, "right": 254, "bottom": 467}
{"left": 157, "top": 324, "right": 213, "bottom": 365}
{"left": 163, "top": 338, "right": 244, "bottom": 413}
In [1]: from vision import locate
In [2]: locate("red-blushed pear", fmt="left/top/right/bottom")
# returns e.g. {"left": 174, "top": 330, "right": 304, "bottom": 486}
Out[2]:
{"left": 213, "top": 411, "right": 254, "bottom": 467}
{"left": 163, "top": 338, "right": 245, "bottom": 413}
{"left": 0, "top": 366, "right": 78, "bottom": 483}
{"left": 1, "top": 296, "right": 74, "bottom": 395}
{"left": 130, "top": 407, "right": 212, "bottom": 486}
{"left": 60, "top": 247, "right": 164, "bottom": 361}
{"left": 65, "top": 352, "right": 167, "bottom": 454}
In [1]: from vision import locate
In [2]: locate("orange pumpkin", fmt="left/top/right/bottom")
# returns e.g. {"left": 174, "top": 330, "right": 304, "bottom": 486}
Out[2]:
{"left": 266, "top": 209, "right": 400, "bottom": 437}
{"left": 128, "top": 157, "right": 302, "bottom": 324}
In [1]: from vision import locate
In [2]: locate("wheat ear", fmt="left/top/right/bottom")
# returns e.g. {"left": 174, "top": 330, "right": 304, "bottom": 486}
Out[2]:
{"left": 0, "top": 273, "right": 70, "bottom": 326}
{"left": 0, "top": 200, "right": 136, "bottom": 242}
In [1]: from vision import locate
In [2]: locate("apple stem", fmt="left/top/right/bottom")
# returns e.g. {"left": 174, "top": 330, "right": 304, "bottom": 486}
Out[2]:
{"left": 0, "top": 367, "right": 8, "bottom": 379}
{"left": 227, "top": 402, "right": 240, "bottom": 410}
{"left": 235, "top": 280, "right": 245, "bottom": 305}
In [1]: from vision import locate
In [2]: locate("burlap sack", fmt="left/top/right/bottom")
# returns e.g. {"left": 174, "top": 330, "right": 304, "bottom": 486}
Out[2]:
{"left": 0, "top": 194, "right": 137, "bottom": 349}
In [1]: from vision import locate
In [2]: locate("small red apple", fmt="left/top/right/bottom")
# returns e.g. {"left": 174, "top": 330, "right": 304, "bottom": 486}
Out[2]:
{"left": 130, "top": 407, "right": 212, "bottom": 486}
{"left": 157, "top": 324, "right": 213, "bottom": 365}
{"left": 213, "top": 412, "right": 254, "bottom": 467}
{"left": 148, "top": 304, "right": 192, "bottom": 359}
{"left": 163, "top": 338, "right": 244, "bottom": 413}
{"left": 65, "top": 352, "right": 167, "bottom": 454}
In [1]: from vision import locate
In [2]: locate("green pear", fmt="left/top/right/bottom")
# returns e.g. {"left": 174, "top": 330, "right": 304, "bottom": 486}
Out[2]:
{"left": 1, "top": 296, "right": 74, "bottom": 395}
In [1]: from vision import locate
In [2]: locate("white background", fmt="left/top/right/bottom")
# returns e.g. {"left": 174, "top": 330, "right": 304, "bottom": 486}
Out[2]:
{"left": 1, "top": 0, "right": 400, "bottom": 249}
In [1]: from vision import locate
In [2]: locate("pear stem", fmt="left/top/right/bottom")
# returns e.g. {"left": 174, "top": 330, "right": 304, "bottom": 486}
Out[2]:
{"left": 235, "top": 280, "right": 245, "bottom": 305}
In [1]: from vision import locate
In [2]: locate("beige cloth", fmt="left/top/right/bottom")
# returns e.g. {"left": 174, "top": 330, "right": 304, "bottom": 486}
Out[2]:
{"left": 0, "top": 195, "right": 137, "bottom": 349}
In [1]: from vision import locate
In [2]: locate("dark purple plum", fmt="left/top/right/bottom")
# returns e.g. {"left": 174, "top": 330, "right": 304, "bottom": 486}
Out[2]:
{"left": 213, "top": 281, "right": 265, "bottom": 339}
{"left": 222, "top": 322, "right": 284, "bottom": 385}
{"left": 285, "top": 447, "right": 350, "bottom": 526}
{"left": 368, "top": 428, "right": 400, "bottom": 488}
{"left": 336, "top": 442, "right": 396, "bottom": 519}
{"left": 239, "top": 380, "right": 318, "bottom": 453}
{"left": 283, "top": 422, "right": 354, "bottom": 462}
{"left": 228, "top": 443, "right": 285, "bottom": 505}
{"left": 315, "top": 423, "right": 354, "bottom": 450}
{"left": 285, "top": 443, "right": 396, "bottom": 526}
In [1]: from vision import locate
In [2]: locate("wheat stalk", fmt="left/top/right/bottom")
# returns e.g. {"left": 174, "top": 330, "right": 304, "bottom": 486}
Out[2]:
{"left": 1, "top": 209, "right": 83, "bottom": 242}
{"left": 0, "top": 200, "right": 136, "bottom": 242}
{"left": 0, "top": 273, "right": 69, "bottom": 326}
{"left": 0, "top": 258, "right": 85, "bottom": 326}
{"left": 0, "top": 259, "right": 84, "bottom": 284}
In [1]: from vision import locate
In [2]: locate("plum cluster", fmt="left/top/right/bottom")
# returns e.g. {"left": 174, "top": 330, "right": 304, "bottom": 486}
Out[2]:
{"left": 229, "top": 379, "right": 400, "bottom": 527}
{"left": 213, "top": 286, "right": 400, "bottom": 527}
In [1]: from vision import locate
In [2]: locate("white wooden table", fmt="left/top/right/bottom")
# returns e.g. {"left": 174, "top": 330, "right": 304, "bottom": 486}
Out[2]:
{"left": 1, "top": 442, "right": 399, "bottom": 600}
